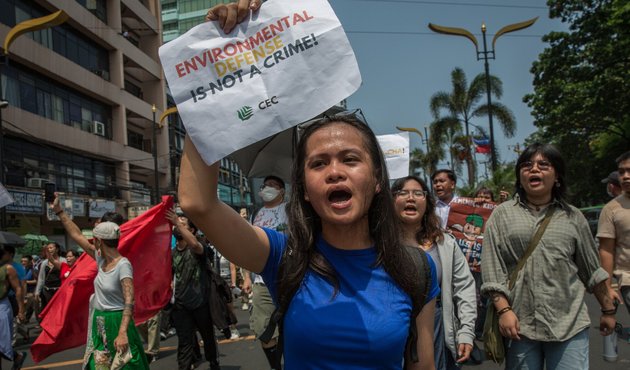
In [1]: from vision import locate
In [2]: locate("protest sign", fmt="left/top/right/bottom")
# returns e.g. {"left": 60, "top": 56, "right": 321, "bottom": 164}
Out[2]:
{"left": 376, "top": 133, "right": 409, "bottom": 180}
{"left": 159, "top": 0, "right": 361, "bottom": 166}
{"left": 446, "top": 197, "right": 497, "bottom": 273}
{"left": 0, "top": 183, "right": 14, "bottom": 209}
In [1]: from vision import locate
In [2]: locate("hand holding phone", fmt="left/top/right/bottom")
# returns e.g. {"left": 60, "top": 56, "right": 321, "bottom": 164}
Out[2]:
{"left": 44, "top": 183, "right": 56, "bottom": 203}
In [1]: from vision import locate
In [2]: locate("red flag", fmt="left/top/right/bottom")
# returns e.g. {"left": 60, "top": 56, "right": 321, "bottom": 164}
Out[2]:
{"left": 31, "top": 196, "right": 174, "bottom": 363}
{"left": 475, "top": 144, "right": 491, "bottom": 154}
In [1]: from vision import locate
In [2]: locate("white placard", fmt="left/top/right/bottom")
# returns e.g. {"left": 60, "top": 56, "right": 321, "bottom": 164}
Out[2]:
{"left": 377, "top": 132, "right": 410, "bottom": 180}
{"left": 159, "top": 0, "right": 361, "bottom": 165}
{"left": 0, "top": 183, "right": 15, "bottom": 209}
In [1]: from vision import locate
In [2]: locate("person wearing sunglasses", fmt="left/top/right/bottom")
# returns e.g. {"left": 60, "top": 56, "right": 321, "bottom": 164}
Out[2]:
{"left": 392, "top": 176, "right": 476, "bottom": 370}
{"left": 481, "top": 143, "right": 615, "bottom": 370}
{"left": 179, "top": 111, "right": 439, "bottom": 369}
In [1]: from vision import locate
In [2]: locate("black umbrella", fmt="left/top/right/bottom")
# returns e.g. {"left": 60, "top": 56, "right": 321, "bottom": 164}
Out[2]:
{"left": 0, "top": 231, "right": 26, "bottom": 246}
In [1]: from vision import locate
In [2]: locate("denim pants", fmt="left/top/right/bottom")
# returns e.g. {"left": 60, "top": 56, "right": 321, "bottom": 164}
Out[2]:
{"left": 505, "top": 328, "right": 589, "bottom": 370}
{"left": 432, "top": 300, "right": 461, "bottom": 370}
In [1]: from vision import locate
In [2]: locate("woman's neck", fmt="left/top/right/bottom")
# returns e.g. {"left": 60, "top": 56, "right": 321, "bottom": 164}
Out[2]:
{"left": 321, "top": 220, "right": 372, "bottom": 250}
{"left": 526, "top": 194, "right": 553, "bottom": 210}
{"left": 101, "top": 248, "right": 121, "bottom": 262}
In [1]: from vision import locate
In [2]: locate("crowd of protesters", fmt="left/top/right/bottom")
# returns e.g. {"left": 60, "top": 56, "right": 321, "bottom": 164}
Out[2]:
{"left": 1, "top": 1, "right": 629, "bottom": 370}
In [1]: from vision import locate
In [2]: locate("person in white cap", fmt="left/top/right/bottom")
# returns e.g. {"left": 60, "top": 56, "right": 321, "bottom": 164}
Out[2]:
{"left": 82, "top": 221, "right": 149, "bottom": 369}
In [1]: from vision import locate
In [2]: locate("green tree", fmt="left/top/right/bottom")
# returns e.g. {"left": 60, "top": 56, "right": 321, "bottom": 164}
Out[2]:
{"left": 430, "top": 68, "right": 516, "bottom": 187}
{"left": 524, "top": 0, "right": 630, "bottom": 206}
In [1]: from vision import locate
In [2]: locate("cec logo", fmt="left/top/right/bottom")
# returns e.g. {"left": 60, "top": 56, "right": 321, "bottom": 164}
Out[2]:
{"left": 237, "top": 97, "right": 279, "bottom": 122}
{"left": 237, "top": 106, "right": 254, "bottom": 121}
{"left": 258, "top": 96, "right": 279, "bottom": 109}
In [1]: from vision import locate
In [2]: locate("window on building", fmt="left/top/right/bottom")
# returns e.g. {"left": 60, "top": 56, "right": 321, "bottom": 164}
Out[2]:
{"left": 5, "top": 136, "right": 117, "bottom": 198}
{"left": 1, "top": 62, "right": 112, "bottom": 138}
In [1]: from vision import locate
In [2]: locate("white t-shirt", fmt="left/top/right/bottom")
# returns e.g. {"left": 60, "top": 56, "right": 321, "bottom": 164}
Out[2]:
{"left": 93, "top": 255, "right": 133, "bottom": 311}
{"left": 436, "top": 195, "right": 458, "bottom": 229}
{"left": 252, "top": 203, "right": 288, "bottom": 283}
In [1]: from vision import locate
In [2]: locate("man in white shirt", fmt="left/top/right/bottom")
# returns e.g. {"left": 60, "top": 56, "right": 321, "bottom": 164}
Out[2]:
{"left": 243, "top": 175, "right": 287, "bottom": 370}
{"left": 432, "top": 169, "right": 458, "bottom": 229}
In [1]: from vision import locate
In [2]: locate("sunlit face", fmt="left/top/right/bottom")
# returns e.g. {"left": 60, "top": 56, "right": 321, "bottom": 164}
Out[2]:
{"left": 432, "top": 172, "right": 455, "bottom": 201}
{"left": 394, "top": 179, "right": 427, "bottom": 227}
{"left": 239, "top": 208, "right": 248, "bottom": 219}
{"left": 619, "top": 159, "right": 630, "bottom": 196}
{"left": 303, "top": 123, "right": 378, "bottom": 231}
{"left": 66, "top": 251, "right": 76, "bottom": 265}
{"left": 519, "top": 153, "right": 557, "bottom": 200}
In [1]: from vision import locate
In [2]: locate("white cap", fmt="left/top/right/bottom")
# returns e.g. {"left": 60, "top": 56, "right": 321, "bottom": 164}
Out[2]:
{"left": 93, "top": 221, "right": 120, "bottom": 240}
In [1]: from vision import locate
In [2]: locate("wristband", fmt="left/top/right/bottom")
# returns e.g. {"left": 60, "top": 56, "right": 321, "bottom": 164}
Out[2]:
{"left": 497, "top": 306, "right": 512, "bottom": 316}
{"left": 55, "top": 209, "right": 64, "bottom": 216}
{"left": 601, "top": 307, "right": 617, "bottom": 315}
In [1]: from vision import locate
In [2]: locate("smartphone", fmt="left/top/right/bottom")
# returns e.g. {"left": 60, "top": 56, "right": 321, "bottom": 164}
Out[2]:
{"left": 44, "top": 182, "right": 56, "bottom": 203}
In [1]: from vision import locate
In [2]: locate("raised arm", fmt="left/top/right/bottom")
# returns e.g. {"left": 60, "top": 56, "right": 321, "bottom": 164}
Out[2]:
{"left": 51, "top": 193, "right": 96, "bottom": 259}
{"left": 179, "top": 136, "right": 270, "bottom": 273}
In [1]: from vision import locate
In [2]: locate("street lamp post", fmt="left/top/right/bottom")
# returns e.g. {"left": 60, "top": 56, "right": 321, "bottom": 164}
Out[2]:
{"left": 152, "top": 104, "right": 160, "bottom": 204}
{"left": 428, "top": 17, "right": 537, "bottom": 172}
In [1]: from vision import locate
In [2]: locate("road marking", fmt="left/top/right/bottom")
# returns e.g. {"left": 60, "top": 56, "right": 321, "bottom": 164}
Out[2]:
{"left": 22, "top": 335, "right": 256, "bottom": 369}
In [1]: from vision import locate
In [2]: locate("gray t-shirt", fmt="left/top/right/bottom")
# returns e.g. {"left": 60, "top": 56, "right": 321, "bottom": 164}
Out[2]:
{"left": 93, "top": 255, "right": 133, "bottom": 311}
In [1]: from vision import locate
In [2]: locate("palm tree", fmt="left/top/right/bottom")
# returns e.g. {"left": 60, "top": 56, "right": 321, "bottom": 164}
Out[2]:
{"left": 429, "top": 68, "right": 516, "bottom": 186}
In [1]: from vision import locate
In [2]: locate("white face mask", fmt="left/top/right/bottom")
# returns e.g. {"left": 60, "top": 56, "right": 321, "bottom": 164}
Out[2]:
{"left": 259, "top": 186, "right": 281, "bottom": 202}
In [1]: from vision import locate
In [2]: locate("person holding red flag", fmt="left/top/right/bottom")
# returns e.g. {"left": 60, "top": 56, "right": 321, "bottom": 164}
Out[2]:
{"left": 31, "top": 195, "right": 172, "bottom": 365}
{"left": 51, "top": 197, "right": 149, "bottom": 369}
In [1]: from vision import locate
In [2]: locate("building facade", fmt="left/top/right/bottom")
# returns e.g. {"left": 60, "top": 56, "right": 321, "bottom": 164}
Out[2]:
{"left": 160, "top": 0, "right": 253, "bottom": 212}
{"left": 0, "top": 0, "right": 168, "bottom": 245}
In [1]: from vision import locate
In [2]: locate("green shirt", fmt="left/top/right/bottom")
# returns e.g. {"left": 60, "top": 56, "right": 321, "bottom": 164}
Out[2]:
{"left": 481, "top": 196, "right": 608, "bottom": 342}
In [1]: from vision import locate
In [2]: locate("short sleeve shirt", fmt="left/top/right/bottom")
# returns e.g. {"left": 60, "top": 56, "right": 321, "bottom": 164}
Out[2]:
{"left": 260, "top": 228, "right": 439, "bottom": 370}
{"left": 597, "top": 194, "right": 630, "bottom": 286}
{"left": 93, "top": 255, "right": 133, "bottom": 311}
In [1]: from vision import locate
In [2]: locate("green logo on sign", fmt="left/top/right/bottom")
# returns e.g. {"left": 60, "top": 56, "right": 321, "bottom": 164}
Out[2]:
{"left": 237, "top": 106, "right": 254, "bottom": 121}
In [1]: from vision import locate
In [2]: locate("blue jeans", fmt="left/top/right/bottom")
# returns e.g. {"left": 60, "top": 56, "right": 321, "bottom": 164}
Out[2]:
{"left": 505, "top": 328, "right": 589, "bottom": 370}
{"left": 433, "top": 300, "right": 461, "bottom": 370}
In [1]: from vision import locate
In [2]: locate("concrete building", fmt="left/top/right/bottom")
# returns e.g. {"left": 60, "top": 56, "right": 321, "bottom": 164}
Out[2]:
{"left": 0, "top": 0, "right": 168, "bottom": 246}
{"left": 160, "top": 0, "right": 253, "bottom": 212}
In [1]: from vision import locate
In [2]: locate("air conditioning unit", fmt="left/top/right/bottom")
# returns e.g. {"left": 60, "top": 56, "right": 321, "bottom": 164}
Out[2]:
{"left": 92, "top": 121, "right": 106, "bottom": 136}
{"left": 27, "top": 178, "right": 48, "bottom": 188}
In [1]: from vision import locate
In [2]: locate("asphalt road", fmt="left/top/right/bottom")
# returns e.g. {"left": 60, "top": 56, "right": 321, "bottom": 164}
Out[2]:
{"left": 10, "top": 294, "right": 630, "bottom": 369}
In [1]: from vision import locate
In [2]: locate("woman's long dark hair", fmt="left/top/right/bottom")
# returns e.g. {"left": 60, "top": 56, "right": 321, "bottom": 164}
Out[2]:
{"left": 391, "top": 176, "right": 443, "bottom": 244}
{"left": 276, "top": 114, "right": 423, "bottom": 312}
{"left": 514, "top": 143, "right": 568, "bottom": 205}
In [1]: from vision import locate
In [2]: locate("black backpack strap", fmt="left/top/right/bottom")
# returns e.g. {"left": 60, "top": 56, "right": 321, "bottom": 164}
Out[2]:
{"left": 403, "top": 246, "right": 430, "bottom": 365}
{"left": 259, "top": 307, "right": 283, "bottom": 343}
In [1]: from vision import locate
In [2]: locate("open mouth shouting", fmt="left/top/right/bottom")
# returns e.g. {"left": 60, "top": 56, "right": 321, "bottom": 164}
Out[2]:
{"left": 403, "top": 203, "right": 418, "bottom": 216}
{"left": 328, "top": 187, "right": 353, "bottom": 210}
{"left": 527, "top": 175, "right": 544, "bottom": 188}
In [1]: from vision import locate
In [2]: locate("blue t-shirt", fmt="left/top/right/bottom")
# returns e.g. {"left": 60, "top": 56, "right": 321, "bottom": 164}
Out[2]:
{"left": 261, "top": 229, "right": 440, "bottom": 370}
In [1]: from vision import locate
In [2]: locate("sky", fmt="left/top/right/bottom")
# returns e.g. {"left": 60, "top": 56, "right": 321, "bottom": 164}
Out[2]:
{"left": 325, "top": 0, "right": 566, "bottom": 175}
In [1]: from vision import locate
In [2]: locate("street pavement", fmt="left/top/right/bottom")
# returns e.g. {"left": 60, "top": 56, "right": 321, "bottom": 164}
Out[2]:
{"left": 11, "top": 293, "right": 630, "bottom": 369}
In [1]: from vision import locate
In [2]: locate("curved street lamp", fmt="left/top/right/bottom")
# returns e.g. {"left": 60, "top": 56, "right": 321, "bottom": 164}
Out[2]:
{"left": 428, "top": 17, "right": 538, "bottom": 172}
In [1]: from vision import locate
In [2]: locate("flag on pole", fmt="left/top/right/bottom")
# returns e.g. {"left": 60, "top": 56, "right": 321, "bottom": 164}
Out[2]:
{"left": 31, "top": 196, "right": 174, "bottom": 363}
{"left": 473, "top": 137, "right": 491, "bottom": 154}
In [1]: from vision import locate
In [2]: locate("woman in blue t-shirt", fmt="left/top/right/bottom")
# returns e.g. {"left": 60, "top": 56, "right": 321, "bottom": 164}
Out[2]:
{"left": 180, "top": 110, "right": 439, "bottom": 369}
